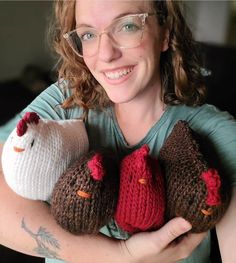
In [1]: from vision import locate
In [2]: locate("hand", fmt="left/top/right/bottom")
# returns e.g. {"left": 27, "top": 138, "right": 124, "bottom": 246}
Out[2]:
{"left": 120, "top": 217, "right": 207, "bottom": 263}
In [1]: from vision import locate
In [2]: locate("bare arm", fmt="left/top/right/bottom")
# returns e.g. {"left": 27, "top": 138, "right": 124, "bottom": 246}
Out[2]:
{"left": 0, "top": 143, "right": 207, "bottom": 263}
{"left": 217, "top": 186, "right": 236, "bottom": 263}
{"left": 0, "top": 143, "right": 122, "bottom": 262}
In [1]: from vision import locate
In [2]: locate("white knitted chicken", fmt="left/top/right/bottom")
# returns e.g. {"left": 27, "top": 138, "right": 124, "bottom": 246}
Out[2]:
{"left": 1, "top": 112, "right": 89, "bottom": 201}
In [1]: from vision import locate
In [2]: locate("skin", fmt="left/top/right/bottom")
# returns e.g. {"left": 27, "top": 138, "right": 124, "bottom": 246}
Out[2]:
{"left": 217, "top": 187, "right": 236, "bottom": 262}
{"left": 77, "top": 1, "right": 167, "bottom": 104}
{"left": 76, "top": 0, "right": 169, "bottom": 145}
{"left": 2, "top": 0, "right": 235, "bottom": 262}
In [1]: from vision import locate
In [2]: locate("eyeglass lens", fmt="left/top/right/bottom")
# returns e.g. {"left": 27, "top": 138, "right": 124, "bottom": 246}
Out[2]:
{"left": 66, "top": 14, "right": 147, "bottom": 57}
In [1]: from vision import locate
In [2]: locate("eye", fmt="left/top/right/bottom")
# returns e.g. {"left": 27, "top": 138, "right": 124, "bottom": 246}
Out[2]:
{"left": 79, "top": 31, "right": 97, "bottom": 42}
{"left": 121, "top": 23, "right": 140, "bottom": 33}
{"left": 30, "top": 139, "right": 35, "bottom": 148}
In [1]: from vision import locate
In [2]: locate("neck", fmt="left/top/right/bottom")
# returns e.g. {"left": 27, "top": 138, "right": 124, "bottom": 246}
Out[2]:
{"left": 114, "top": 83, "right": 166, "bottom": 146}
{"left": 114, "top": 83, "right": 165, "bottom": 124}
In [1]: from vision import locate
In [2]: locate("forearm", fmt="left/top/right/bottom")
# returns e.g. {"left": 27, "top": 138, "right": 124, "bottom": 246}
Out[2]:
{"left": 0, "top": 150, "right": 123, "bottom": 263}
{"left": 216, "top": 186, "right": 236, "bottom": 263}
{"left": 0, "top": 175, "right": 57, "bottom": 258}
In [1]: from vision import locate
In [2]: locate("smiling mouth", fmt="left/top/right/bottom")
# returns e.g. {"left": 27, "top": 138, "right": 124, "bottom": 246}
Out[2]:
{"left": 104, "top": 67, "right": 134, "bottom": 80}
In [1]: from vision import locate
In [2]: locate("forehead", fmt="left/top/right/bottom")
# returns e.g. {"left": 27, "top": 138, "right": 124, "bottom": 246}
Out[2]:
{"left": 75, "top": 0, "right": 153, "bottom": 27}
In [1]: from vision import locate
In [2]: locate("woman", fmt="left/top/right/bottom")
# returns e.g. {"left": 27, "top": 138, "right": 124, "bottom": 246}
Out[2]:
{"left": 0, "top": 0, "right": 235, "bottom": 262}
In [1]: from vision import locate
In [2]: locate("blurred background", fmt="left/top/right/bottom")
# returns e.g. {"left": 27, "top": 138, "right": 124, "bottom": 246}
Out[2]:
{"left": 0, "top": 1, "right": 55, "bottom": 126}
{"left": 0, "top": 0, "right": 236, "bottom": 262}
{"left": 185, "top": 0, "right": 236, "bottom": 118}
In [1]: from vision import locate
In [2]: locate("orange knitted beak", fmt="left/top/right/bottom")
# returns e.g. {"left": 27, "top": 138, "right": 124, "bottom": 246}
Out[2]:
{"left": 138, "top": 178, "right": 147, "bottom": 185}
{"left": 13, "top": 146, "right": 25, "bottom": 153}
{"left": 201, "top": 208, "right": 213, "bottom": 216}
{"left": 77, "top": 190, "right": 91, "bottom": 199}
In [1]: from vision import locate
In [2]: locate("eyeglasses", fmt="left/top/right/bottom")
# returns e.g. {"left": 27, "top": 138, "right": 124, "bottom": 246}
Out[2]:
{"left": 63, "top": 13, "right": 155, "bottom": 58}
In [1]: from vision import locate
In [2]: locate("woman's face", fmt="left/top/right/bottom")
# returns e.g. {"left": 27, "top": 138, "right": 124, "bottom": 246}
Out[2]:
{"left": 75, "top": 0, "right": 168, "bottom": 104}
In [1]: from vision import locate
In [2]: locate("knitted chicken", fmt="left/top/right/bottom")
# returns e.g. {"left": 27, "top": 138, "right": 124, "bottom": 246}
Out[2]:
{"left": 115, "top": 145, "right": 165, "bottom": 234}
{"left": 1, "top": 112, "right": 89, "bottom": 201}
{"left": 50, "top": 150, "right": 120, "bottom": 234}
{"left": 158, "top": 120, "right": 230, "bottom": 233}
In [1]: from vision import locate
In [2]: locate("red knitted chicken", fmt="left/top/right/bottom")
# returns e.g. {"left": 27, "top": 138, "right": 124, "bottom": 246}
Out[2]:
{"left": 115, "top": 145, "right": 165, "bottom": 234}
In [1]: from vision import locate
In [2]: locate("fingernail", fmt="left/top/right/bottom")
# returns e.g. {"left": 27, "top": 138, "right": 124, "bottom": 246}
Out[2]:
{"left": 180, "top": 218, "right": 192, "bottom": 231}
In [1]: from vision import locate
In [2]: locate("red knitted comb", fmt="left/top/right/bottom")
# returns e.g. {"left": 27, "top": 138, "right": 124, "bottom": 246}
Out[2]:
{"left": 201, "top": 168, "right": 221, "bottom": 206}
{"left": 16, "top": 112, "right": 40, "bottom": 136}
{"left": 87, "top": 153, "right": 105, "bottom": 181}
{"left": 23, "top": 112, "right": 40, "bottom": 124}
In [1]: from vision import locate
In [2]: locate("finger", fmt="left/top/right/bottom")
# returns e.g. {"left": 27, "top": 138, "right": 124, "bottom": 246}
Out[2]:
{"left": 150, "top": 217, "right": 192, "bottom": 251}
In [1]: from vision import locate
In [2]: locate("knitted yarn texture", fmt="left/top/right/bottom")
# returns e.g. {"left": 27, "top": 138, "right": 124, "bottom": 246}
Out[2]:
{"left": 1, "top": 112, "right": 89, "bottom": 201}
{"left": 158, "top": 120, "right": 230, "bottom": 233}
{"left": 51, "top": 150, "right": 120, "bottom": 234}
{"left": 115, "top": 145, "right": 165, "bottom": 234}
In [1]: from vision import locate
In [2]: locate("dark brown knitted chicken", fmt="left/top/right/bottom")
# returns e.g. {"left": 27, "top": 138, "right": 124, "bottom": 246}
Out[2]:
{"left": 50, "top": 150, "right": 119, "bottom": 234}
{"left": 159, "top": 120, "right": 231, "bottom": 233}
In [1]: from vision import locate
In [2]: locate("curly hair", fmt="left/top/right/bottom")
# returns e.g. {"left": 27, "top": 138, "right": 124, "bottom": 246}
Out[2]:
{"left": 50, "top": 0, "right": 207, "bottom": 112}
{"left": 158, "top": 1, "right": 207, "bottom": 106}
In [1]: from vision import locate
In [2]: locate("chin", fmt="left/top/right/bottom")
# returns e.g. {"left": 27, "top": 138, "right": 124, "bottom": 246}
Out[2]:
{"left": 107, "top": 96, "right": 128, "bottom": 104}
{"left": 105, "top": 90, "right": 134, "bottom": 104}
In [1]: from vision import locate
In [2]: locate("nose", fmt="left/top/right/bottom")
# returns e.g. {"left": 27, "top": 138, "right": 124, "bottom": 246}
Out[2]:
{"left": 97, "top": 33, "right": 121, "bottom": 62}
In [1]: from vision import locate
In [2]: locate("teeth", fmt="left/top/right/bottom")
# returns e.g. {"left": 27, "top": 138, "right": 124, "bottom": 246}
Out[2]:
{"left": 104, "top": 67, "right": 133, "bottom": 80}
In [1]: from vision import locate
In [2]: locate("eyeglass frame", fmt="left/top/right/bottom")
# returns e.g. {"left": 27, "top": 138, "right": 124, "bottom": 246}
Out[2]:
{"left": 63, "top": 12, "right": 156, "bottom": 58}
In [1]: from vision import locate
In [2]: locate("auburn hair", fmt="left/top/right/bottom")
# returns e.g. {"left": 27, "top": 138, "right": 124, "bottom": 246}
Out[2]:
{"left": 49, "top": 0, "right": 206, "bottom": 113}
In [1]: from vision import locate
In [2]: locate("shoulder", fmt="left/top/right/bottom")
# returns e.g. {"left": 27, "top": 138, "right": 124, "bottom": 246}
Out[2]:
{"left": 171, "top": 104, "right": 236, "bottom": 150}
{"left": 187, "top": 104, "right": 236, "bottom": 137}
{"left": 38, "top": 80, "right": 72, "bottom": 103}
{"left": 179, "top": 104, "right": 236, "bottom": 185}
{"left": 24, "top": 81, "right": 83, "bottom": 120}
{"left": 168, "top": 104, "right": 236, "bottom": 135}
{"left": 187, "top": 103, "right": 235, "bottom": 123}
{"left": 0, "top": 81, "right": 83, "bottom": 142}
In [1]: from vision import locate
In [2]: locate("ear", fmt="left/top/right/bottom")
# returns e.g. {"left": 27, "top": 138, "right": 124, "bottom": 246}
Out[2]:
{"left": 161, "top": 28, "right": 169, "bottom": 52}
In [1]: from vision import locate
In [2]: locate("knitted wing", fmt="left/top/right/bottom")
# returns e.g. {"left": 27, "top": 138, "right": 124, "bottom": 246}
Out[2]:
{"left": 158, "top": 120, "right": 231, "bottom": 233}
{"left": 1, "top": 112, "right": 89, "bottom": 201}
{"left": 115, "top": 145, "right": 165, "bottom": 234}
{"left": 50, "top": 150, "right": 119, "bottom": 234}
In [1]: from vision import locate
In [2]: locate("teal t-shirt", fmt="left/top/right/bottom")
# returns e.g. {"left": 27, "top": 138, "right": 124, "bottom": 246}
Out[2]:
{"left": 1, "top": 82, "right": 236, "bottom": 263}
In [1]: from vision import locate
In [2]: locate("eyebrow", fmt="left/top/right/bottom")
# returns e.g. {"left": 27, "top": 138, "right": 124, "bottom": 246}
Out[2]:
{"left": 76, "top": 10, "right": 146, "bottom": 28}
